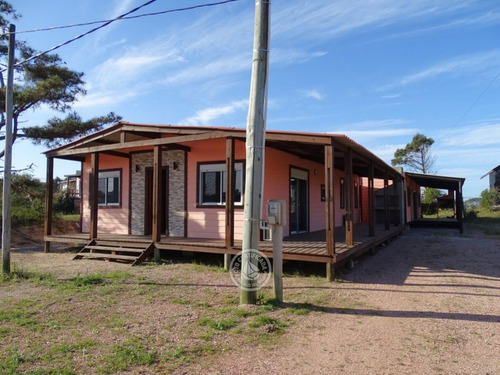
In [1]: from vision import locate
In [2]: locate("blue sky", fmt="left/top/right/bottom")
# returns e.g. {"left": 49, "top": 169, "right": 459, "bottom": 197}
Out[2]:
{"left": 11, "top": 0, "right": 500, "bottom": 198}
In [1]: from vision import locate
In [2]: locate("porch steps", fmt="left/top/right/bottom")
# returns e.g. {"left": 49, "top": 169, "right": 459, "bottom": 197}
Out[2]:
{"left": 73, "top": 239, "right": 155, "bottom": 266}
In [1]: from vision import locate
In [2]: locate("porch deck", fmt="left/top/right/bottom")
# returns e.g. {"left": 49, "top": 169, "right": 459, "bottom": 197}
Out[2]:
{"left": 45, "top": 223, "right": 404, "bottom": 268}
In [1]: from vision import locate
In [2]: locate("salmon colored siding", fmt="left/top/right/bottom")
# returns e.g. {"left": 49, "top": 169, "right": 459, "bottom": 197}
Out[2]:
{"left": 81, "top": 154, "right": 130, "bottom": 234}
{"left": 186, "top": 139, "right": 362, "bottom": 239}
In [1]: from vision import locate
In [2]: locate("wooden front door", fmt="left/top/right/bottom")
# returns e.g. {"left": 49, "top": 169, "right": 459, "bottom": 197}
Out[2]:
{"left": 144, "top": 167, "right": 168, "bottom": 235}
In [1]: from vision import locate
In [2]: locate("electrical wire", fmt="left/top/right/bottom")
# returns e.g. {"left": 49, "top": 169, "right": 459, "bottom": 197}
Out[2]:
{"left": 450, "top": 69, "right": 500, "bottom": 129}
{"left": 9, "top": 0, "right": 240, "bottom": 35}
{"left": 1, "top": 0, "right": 159, "bottom": 72}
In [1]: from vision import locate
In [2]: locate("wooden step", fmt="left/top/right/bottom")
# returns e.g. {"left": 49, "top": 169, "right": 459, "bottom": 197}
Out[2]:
{"left": 85, "top": 245, "right": 145, "bottom": 253}
{"left": 74, "top": 240, "right": 155, "bottom": 266}
{"left": 80, "top": 253, "right": 139, "bottom": 261}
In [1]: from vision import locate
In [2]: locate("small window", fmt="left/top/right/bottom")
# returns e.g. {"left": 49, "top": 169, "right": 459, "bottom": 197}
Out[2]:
{"left": 98, "top": 170, "right": 120, "bottom": 206}
{"left": 407, "top": 187, "right": 412, "bottom": 206}
{"left": 340, "top": 178, "right": 345, "bottom": 209}
{"left": 199, "top": 162, "right": 243, "bottom": 206}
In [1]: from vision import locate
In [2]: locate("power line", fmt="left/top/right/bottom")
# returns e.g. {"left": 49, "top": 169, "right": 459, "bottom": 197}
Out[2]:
{"left": 1, "top": 0, "right": 158, "bottom": 72}
{"left": 4, "top": 0, "right": 241, "bottom": 35}
{"left": 450, "top": 69, "right": 500, "bottom": 129}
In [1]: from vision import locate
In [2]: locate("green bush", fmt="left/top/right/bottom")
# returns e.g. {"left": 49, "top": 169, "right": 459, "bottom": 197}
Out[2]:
{"left": 480, "top": 188, "right": 500, "bottom": 210}
{"left": 53, "top": 192, "right": 76, "bottom": 214}
{"left": 11, "top": 198, "right": 45, "bottom": 225}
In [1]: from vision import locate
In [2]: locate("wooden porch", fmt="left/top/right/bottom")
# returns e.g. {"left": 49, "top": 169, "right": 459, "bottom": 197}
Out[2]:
{"left": 45, "top": 223, "right": 404, "bottom": 269}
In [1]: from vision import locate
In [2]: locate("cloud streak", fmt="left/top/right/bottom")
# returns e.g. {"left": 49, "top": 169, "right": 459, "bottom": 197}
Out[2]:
{"left": 184, "top": 100, "right": 248, "bottom": 125}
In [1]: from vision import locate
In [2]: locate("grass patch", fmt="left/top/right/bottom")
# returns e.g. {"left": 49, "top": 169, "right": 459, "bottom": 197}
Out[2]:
{"left": 0, "top": 309, "right": 38, "bottom": 327}
{"left": 198, "top": 317, "right": 239, "bottom": 331}
{"left": 249, "top": 315, "right": 287, "bottom": 329}
{"left": 100, "top": 337, "right": 157, "bottom": 374}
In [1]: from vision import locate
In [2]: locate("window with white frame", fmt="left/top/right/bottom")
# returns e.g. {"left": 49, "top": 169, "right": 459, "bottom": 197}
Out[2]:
{"left": 199, "top": 162, "right": 243, "bottom": 206}
{"left": 97, "top": 170, "right": 120, "bottom": 206}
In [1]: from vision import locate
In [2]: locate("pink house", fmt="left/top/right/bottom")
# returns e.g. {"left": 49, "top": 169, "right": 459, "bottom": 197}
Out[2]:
{"left": 44, "top": 122, "right": 462, "bottom": 277}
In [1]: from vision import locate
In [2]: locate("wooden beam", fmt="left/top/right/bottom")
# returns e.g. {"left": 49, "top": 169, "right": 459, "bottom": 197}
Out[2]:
{"left": 89, "top": 153, "right": 99, "bottom": 240}
{"left": 457, "top": 182, "right": 464, "bottom": 234}
{"left": 345, "top": 148, "right": 354, "bottom": 246}
{"left": 225, "top": 138, "right": 235, "bottom": 250}
{"left": 266, "top": 132, "right": 331, "bottom": 145}
{"left": 152, "top": 146, "right": 162, "bottom": 249}
{"left": 324, "top": 143, "right": 336, "bottom": 256}
{"left": 102, "top": 150, "right": 130, "bottom": 159}
{"left": 44, "top": 157, "right": 54, "bottom": 253}
{"left": 368, "top": 161, "right": 375, "bottom": 237}
{"left": 384, "top": 172, "right": 390, "bottom": 230}
{"left": 49, "top": 130, "right": 238, "bottom": 157}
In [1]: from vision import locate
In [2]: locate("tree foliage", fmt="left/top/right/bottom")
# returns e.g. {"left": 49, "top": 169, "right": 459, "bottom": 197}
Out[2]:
{"left": 0, "top": 1, "right": 120, "bottom": 158}
{"left": 391, "top": 133, "right": 436, "bottom": 174}
{"left": 480, "top": 188, "right": 500, "bottom": 210}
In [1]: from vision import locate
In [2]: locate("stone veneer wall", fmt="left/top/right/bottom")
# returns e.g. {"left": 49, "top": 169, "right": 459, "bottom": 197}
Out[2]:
{"left": 130, "top": 150, "right": 185, "bottom": 236}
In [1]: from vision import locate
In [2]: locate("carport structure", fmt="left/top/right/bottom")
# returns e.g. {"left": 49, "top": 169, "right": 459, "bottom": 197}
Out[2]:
{"left": 405, "top": 172, "right": 465, "bottom": 234}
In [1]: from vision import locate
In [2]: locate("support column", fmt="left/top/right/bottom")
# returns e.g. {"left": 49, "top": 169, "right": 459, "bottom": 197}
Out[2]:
{"left": 345, "top": 148, "right": 354, "bottom": 246}
{"left": 224, "top": 138, "right": 235, "bottom": 270}
{"left": 384, "top": 172, "right": 390, "bottom": 230}
{"left": 368, "top": 162, "right": 375, "bottom": 237}
{"left": 44, "top": 157, "right": 54, "bottom": 252}
{"left": 457, "top": 183, "right": 464, "bottom": 234}
{"left": 89, "top": 153, "right": 99, "bottom": 240}
{"left": 324, "top": 143, "right": 336, "bottom": 257}
{"left": 152, "top": 146, "right": 162, "bottom": 262}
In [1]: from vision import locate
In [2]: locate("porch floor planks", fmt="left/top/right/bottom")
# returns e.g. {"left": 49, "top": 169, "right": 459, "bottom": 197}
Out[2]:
{"left": 45, "top": 223, "right": 404, "bottom": 265}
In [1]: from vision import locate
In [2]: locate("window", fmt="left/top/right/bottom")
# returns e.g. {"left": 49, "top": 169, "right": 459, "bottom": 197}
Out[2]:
{"left": 98, "top": 170, "right": 120, "bottom": 206}
{"left": 199, "top": 162, "right": 243, "bottom": 206}
{"left": 340, "top": 178, "right": 345, "bottom": 209}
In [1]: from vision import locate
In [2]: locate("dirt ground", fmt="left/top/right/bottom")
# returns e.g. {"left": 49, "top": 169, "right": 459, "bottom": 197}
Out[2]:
{"left": 3, "top": 225, "right": 500, "bottom": 374}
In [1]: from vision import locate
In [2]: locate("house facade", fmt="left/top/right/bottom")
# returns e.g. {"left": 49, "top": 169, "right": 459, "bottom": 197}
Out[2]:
{"left": 46, "top": 122, "right": 460, "bottom": 274}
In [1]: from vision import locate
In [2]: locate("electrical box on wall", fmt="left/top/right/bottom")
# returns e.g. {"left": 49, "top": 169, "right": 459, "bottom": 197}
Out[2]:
{"left": 267, "top": 199, "right": 286, "bottom": 226}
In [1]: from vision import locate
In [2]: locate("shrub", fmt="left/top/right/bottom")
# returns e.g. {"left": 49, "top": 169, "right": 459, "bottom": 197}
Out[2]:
{"left": 53, "top": 192, "right": 76, "bottom": 214}
{"left": 480, "top": 188, "right": 500, "bottom": 210}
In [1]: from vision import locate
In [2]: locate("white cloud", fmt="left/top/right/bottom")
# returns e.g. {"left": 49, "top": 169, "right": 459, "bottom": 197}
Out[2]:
{"left": 382, "top": 49, "right": 500, "bottom": 89}
{"left": 302, "top": 89, "right": 325, "bottom": 101}
{"left": 184, "top": 100, "right": 248, "bottom": 125}
{"left": 437, "top": 121, "right": 500, "bottom": 147}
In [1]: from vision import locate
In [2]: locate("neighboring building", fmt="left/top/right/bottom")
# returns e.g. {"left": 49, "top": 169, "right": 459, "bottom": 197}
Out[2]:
{"left": 481, "top": 165, "right": 500, "bottom": 191}
{"left": 42, "top": 122, "right": 465, "bottom": 273}
{"left": 58, "top": 171, "right": 81, "bottom": 198}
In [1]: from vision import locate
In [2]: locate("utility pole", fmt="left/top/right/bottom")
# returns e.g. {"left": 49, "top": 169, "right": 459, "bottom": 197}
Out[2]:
{"left": 240, "top": 0, "right": 271, "bottom": 304}
{"left": 2, "top": 24, "right": 15, "bottom": 275}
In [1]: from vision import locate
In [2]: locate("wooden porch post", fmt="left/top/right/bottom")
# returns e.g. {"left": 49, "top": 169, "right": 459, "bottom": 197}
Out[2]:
{"left": 345, "top": 148, "right": 354, "bottom": 246}
{"left": 393, "top": 178, "right": 399, "bottom": 226}
{"left": 224, "top": 137, "right": 235, "bottom": 270}
{"left": 384, "top": 171, "right": 390, "bottom": 230}
{"left": 368, "top": 162, "right": 375, "bottom": 237}
{"left": 44, "top": 157, "right": 54, "bottom": 252}
{"left": 457, "top": 182, "right": 464, "bottom": 234}
{"left": 152, "top": 145, "right": 162, "bottom": 262}
{"left": 324, "top": 142, "right": 336, "bottom": 280}
{"left": 89, "top": 153, "right": 99, "bottom": 240}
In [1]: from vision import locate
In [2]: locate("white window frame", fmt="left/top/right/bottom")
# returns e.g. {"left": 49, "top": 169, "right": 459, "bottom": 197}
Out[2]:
{"left": 199, "top": 162, "right": 243, "bottom": 206}
{"left": 97, "top": 170, "right": 121, "bottom": 207}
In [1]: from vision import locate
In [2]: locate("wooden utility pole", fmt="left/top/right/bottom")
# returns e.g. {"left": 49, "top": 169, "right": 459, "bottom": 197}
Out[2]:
{"left": 240, "top": 0, "right": 271, "bottom": 305}
{"left": 2, "top": 24, "right": 15, "bottom": 274}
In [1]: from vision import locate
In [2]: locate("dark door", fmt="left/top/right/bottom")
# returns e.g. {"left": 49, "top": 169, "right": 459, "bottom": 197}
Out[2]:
{"left": 144, "top": 167, "right": 168, "bottom": 235}
{"left": 290, "top": 173, "right": 308, "bottom": 234}
{"left": 413, "top": 191, "right": 419, "bottom": 220}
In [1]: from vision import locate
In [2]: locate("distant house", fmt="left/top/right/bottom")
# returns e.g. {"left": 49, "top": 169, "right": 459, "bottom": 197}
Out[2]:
{"left": 481, "top": 165, "right": 500, "bottom": 191}
{"left": 58, "top": 171, "right": 81, "bottom": 198}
